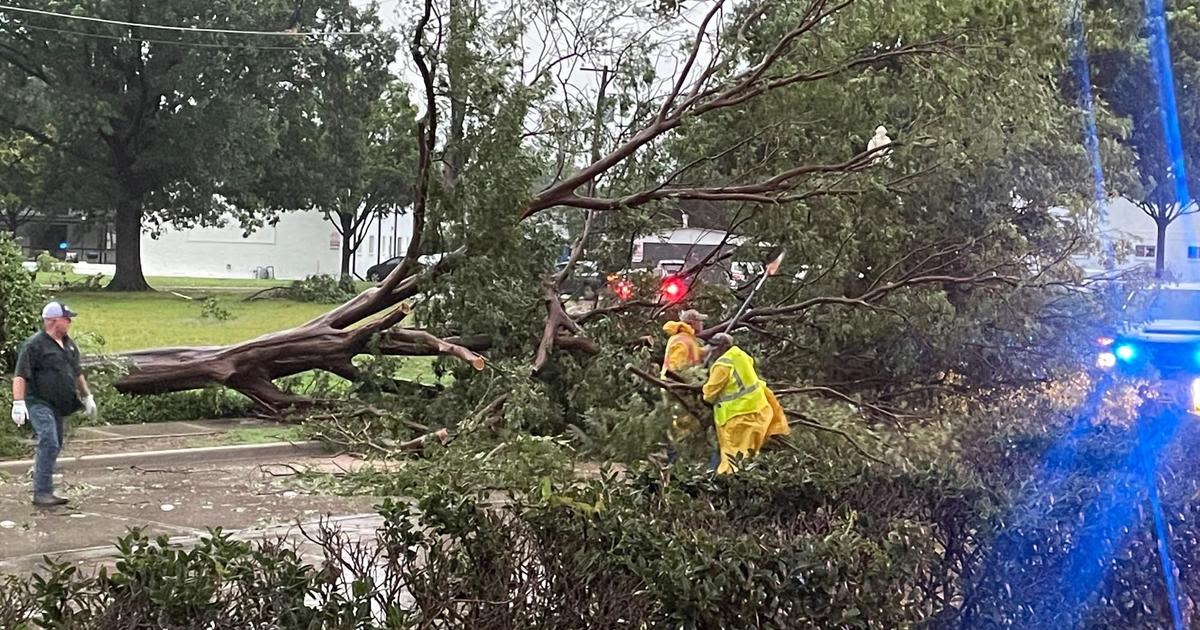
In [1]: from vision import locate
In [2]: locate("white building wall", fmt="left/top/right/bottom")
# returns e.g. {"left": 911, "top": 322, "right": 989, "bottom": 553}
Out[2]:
{"left": 1075, "top": 197, "right": 1200, "bottom": 282}
{"left": 140, "top": 209, "right": 413, "bottom": 280}
{"left": 351, "top": 210, "right": 413, "bottom": 278}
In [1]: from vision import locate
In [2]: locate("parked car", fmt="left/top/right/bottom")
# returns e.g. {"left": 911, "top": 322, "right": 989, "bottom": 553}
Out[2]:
{"left": 365, "top": 256, "right": 403, "bottom": 281}
{"left": 556, "top": 260, "right": 604, "bottom": 300}
{"left": 365, "top": 253, "right": 450, "bottom": 281}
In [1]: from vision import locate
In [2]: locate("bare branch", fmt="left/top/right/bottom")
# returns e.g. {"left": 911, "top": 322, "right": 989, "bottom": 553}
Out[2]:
{"left": 379, "top": 329, "right": 487, "bottom": 371}
{"left": 785, "top": 408, "right": 889, "bottom": 466}
{"left": 520, "top": 0, "right": 954, "bottom": 220}
{"left": 626, "top": 364, "right": 709, "bottom": 421}
{"left": 548, "top": 142, "right": 896, "bottom": 211}
{"left": 656, "top": 0, "right": 726, "bottom": 122}
{"left": 395, "top": 0, "right": 439, "bottom": 281}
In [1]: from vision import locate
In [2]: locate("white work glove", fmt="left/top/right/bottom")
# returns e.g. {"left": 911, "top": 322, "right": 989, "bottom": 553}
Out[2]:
{"left": 82, "top": 395, "right": 97, "bottom": 419}
{"left": 11, "top": 400, "right": 27, "bottom": 427}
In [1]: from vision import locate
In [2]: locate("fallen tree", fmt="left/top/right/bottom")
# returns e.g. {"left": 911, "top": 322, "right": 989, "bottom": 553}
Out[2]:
{"left": 108, "top": 250, "right": 489, "bottom": 413}
{"left": 96, "top": 0, "right": 957, "bottom": 413}
{"left": 91, "top": 0, "right": 1112, "bottom": 431}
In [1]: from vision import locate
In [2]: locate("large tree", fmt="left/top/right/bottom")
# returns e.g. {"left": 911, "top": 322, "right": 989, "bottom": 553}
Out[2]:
{"left": 0, "top": 130, "right": 47, "bottom": 235}
{"left": 256, "top": 5, "right": 417, "bottom": 277}
{"left": 90, "top": 0, "right": 1122, "bottom": 419}
{"left": 1090, "top": 0, "right": 1200, "bottom": 278}
{"left": 0, "top": 1, "right": 369, "bottom": 289}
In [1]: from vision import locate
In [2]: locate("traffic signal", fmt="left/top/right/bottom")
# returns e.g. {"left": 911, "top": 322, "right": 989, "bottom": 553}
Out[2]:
{"left": 660, "top": 275, "right": 688, "bottom": 303}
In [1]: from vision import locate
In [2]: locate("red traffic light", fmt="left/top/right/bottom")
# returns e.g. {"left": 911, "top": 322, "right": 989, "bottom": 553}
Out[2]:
{"left": 660, "top": 275, "right": 688, "bottom": 303}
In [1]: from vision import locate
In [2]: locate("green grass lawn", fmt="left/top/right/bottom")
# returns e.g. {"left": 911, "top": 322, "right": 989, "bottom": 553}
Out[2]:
{"left": 27, "top": 271, "right": 442, "bottom": 396}
{"left": 36, "top": 271, "right": 290, "bottom": 290}
{"left": 56, "top": 292, "right": 335, "bottom": 351}
{"left": 190, "top": 425, "right": 305, "bottom": 447}
{"left": 42, "top": 290, "right": 442, "bottom": 390}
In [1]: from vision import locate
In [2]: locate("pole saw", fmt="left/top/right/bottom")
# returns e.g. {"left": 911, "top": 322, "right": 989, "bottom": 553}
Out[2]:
{"left": 724, "top": 250, "right": 785, "bottom": 334}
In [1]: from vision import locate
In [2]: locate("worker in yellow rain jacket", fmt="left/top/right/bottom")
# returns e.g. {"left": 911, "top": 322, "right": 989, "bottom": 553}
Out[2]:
{"left": 702, "top": 333, "right": 790, "bottom": 474}
{"left": 662, "top": 309, "right": 707, "bottom": 376}
{"left": 661, "top": 310, "right": 708, "bottom": 463}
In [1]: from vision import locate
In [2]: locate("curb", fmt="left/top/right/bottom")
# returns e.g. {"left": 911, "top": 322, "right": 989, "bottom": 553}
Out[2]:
{"left": 0, "top": 441, "right": 330, "bottom": 475}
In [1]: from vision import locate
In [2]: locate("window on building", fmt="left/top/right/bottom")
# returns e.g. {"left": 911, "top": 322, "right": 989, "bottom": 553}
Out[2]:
{"left": 368, "top": 236, "right": 376, "bottom": 255}
{"left": 1189, "top": 246, "right": 1200, "bottom": 260}
{"left": 395, "top": 237, "right": 404, "bottom": 256}
{"left": 1135, "top": 244, "right": 1156, "bottom": 259}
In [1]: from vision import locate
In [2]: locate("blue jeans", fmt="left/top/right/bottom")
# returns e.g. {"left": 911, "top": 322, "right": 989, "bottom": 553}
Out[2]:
{"left": 28, "top": 403, "right": 64, "bottom": 496}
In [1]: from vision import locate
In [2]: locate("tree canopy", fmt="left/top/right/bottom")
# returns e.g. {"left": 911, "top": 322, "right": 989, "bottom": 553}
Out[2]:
{"left": 0, "top": 0, "right": 394, "bottom": 289}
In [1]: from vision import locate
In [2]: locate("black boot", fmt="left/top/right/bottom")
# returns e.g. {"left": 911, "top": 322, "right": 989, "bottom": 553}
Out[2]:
{"left": 32, "top": 494, "right": 68, "bottom": 507}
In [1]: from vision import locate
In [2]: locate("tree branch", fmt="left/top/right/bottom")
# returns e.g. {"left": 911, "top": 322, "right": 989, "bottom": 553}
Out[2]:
{"left": 378, "top": 329, "right": 487, "bottom": 371}
{"left": 784, "top": 408, "right": 889, "bottom": 466}
{"left": 395, "top": 0, "right": 439, "bottom": 281}
{"left": 519, "top": 0, "right": 955, "bottom": 220}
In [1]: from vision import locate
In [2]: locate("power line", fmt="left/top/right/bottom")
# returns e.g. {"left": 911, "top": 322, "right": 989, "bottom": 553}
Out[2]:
{"left": 0, "top": 4, "right": 375, "bottom": 37}
{"left": 17, "top": 22, "right": 312, "bottom": 51}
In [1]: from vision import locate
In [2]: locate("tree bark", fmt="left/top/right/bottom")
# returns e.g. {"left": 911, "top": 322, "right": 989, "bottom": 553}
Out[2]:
{"left": 4, "top": 208, "right": 18, "bottom": 235}
{"left": 112, "top": 323, "right": 489, "bottom": 414}
{"left": 107, "top": 194, "right": 151, "bottom": 291}
{"left": 340, "top": 212, "right": 355, "bottom": 276}
{"left": 104, "top": 251, "right": 488, "bottom": 414}
{"left": 1156, "top": 218, "right": 1168, "bottom": 279}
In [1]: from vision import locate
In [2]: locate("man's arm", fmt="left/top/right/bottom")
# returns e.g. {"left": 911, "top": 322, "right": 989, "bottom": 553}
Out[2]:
{"left": 702, "top": 364, "right": 732, "bottom": 404}
{"left": 76, "top": 375, "right": 97, "bottom": 418}
{"left": 13, "top": 340, "right": 34, "bottom": 400}
{"left": 11, "top": 375, "right": 29, "bottom": 426}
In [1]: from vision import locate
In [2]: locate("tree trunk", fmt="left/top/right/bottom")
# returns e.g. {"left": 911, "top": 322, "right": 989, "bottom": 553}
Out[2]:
{"left": 102, "top": 251, "right": 489, "bottom": 415}
{"left": 107, "top": 195, "right": 151, "bottom": 291}
{"left": 340, "top": 212, "right": 355, "bottom": 277}
{"left": 112, "top": 322, "right": 489, "bottom": 414}
{"left": 1156, "top": 218, "right": 1168, "bottom": 279}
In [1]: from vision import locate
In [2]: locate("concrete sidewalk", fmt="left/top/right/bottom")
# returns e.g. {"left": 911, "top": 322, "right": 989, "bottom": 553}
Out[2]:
{"left": 0, "top": 453, "right": 382, "bottom": 574}
{"left": 0, "top": 417, "right": 326, "bottom": 474}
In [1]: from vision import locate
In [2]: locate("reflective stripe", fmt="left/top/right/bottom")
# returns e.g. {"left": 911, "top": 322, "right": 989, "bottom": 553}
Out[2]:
{"left": 709, "top": 346, "right": 769, "bottom": 426}
{"left": 717, "top": 380, "right": 760, "bottom": 404}
{"left": 714, "top": 359, "right": 760, "bottom": 403}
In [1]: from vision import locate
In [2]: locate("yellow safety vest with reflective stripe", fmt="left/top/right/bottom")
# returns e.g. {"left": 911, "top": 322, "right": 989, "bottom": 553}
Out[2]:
{"left": 710, "top": 346, "right": 769, "bottom": 426}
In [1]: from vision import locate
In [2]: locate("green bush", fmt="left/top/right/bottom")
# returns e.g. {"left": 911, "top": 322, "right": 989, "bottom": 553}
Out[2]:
{"left": 0, "top": 448, "right": 987, "bottom": 628}
{"left": 198, "top": 296, "right": 235, "bottom": 321}
{"left": 0, "top": 382, "right": 28, "bottom": 459}
{"left": 5, "top": 375, "right": 1199, "bottom": 628}
{"left": 283, "top": 274, "right": 359, "bottom": 303}
{"left": 0, "top": 233, "right": 43, "bottom": 372}
{"left": 35, "top": 250, "right": 70, "bottom": 274}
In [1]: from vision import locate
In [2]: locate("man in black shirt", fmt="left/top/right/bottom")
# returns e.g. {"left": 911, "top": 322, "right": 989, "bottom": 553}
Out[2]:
{"left": 11, "top": 301, "right": 98, "bottom": 507}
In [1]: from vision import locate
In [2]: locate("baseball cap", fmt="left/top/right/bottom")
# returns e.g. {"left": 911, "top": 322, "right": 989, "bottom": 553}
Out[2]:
{"left": 42, "top": 301, "right": 78, "bottom": 319}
